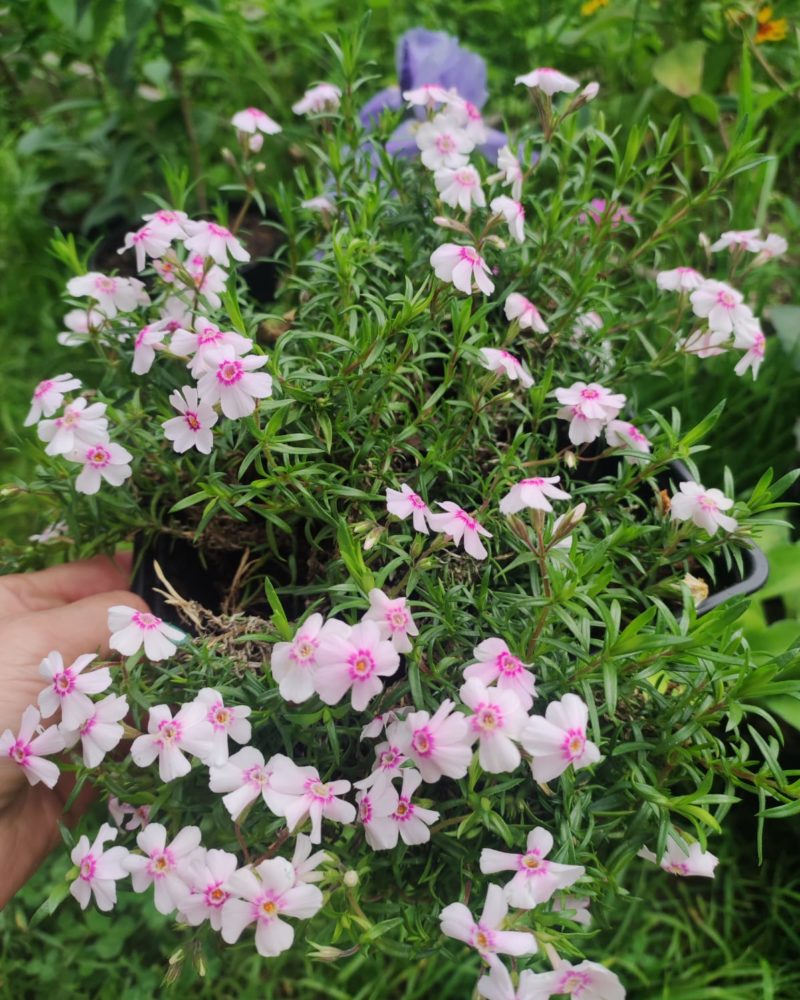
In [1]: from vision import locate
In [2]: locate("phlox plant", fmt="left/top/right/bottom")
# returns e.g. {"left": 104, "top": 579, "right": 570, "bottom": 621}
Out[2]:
{"left": 5, "top": 23, "right": 800, "bottom": 997}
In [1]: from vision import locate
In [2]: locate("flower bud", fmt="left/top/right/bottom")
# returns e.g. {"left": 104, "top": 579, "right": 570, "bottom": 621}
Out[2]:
{"left": 363, "top": 526, "right": 383, "bottom": 551}
{"left": 309, "top": 944, "right": 348, "bottom": 961}
{"left": 343, "top": 869, "right": 359, "bottom": 888}
{"left": 248, "top": 133, "right": 264, "bottom": 153}
{"left": 563, "top": 450, "right": 578, "bottom": 469}
{"left": 683, "top": 573, "right": 709, "bottom": 607}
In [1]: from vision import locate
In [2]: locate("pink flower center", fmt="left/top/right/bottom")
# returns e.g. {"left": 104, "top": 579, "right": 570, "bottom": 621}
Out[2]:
{"left": 561, "top": 727, "right": 586, "bottom": 762}
{"left": 407, "top": 491, "right": 427, "bottom": 510}
{"left": 133, "top": 611, "right": 162, "bottom": 630}
{"left": 454, "top": 168, "right": 476, "bottom": 188}
{"left": 207, "top": 223, "right": 232, "bottom": 239}
{"left": 580, "top": 388, "right": 600, "bottom": 400}
{"left": 752, "top": 332, "right": 766, "bottom": 356}
{"left": 53, "top": 669, "right": 76, "bottom": 695}
{"left": 411, "top": 727, "right": 435, "bottom": 757}
{"left": 472, "top": 703, "right": 503, "bottom": 733}
{"left": 457, "top": 247, "right": 481, "bottom": 267}
{"left": 556, "top": 970, "right": 593, "bottom": 996}
{"left": 86, "top": 445, "right": 111, "bottom": 468}
{"left": 94, "top": 276, "right": 117, "bottom": 295}
{"left": 359, "top": 794, "right": 373, "bottom": 823}
{"left": 716, "top": 290, "right": 736, "bottom": 309}
{"left": 197, "top": 326, "right": 223, "bottom": 346}
{"left": 132, "top": 228, "right": 150, "bottom": 244}
{"left": 519, "top": 850, "right": 550, "bottom": 875}
{"left": 496, "top": 651, "right": 523, "bottom": 677}
{"left": 435, "top": 133, "right": 456, "bottom": 154}
{"left": 254, "top": 891, "right": 281, "bottom": 922}
{"left": 469, "top": 924, "right": 497, "bottom": 954}
{"left": 34, "top": 379, "right": 54, "bottom": 398}
{"left": 79, "top": 714, "right": 97, "bottom": 737}
{"left": 392, "top": 797, "right": 414, "bottom": 821}
{"left": 247, "top": 106, "right": 264, "bottom": 118}
{"left": 348, "top": 648, "right": 376, "bottom": 681}
{"left": 56, "top": 408, "right": 79, "bottom": 428}
{"left": 244, "top": 764, "right": 270, "bottom": 788}
{"left": 386, "top": 608, "right": 409, "bottom": 632}
{"left": 135, "top": 326, "right": 150, "bottom": 348}
{"left": 157, "top": 720, "right": 182, "bottom": 746}
{"left": 455, "top": 509, "right": 478, "bottom": 530}
{"left": 80, "top": 854, "right": 97, "bottom": 881}
{"left": 626, "top": 425, "right": 647, "bottom": 443}
{"left": 291, "top": 635, "right": 319, "bottom": 664}
{"left": 522, "top": 477, "right": 545, "bottom": 487}
{"left": 155, "top": 211, "right": 178, "bottom": 224}
{"left": 208, "top": 704, "right": 231, "bottom": 730}
{"left": 148, "top": 848, "right": 175, "bottom": 879}
{"left": 204, "top": 882, "right": 229, "bottom": 908}
{"left": 697, "top": 494, "right": 718, "bottom": 512}
{"left": 184, "top": 411, "right": 202, "bottom": 431}
{"left": 665, "top": 861, "right": 691, "bottom": 875}
{"left": 8, "top": 739, "right": 31, "bottom": 765}
{"left": 379, "top": 748, "right": 401, "bottom": 770}
{"left": 306, "top": 779, "right": 332, "bottom": 802}
{"left": 464, "top": 101, "right": 481, "bottom": 121}
{"left": 217, "top": 359, "right": 244, "bottom": 385}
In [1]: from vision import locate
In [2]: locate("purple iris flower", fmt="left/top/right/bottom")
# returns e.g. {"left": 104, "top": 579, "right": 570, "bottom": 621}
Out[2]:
{"left": 359, "top": 27, "right": 506, "bottom": 164}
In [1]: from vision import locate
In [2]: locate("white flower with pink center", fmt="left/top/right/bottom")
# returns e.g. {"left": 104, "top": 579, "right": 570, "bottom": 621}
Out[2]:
{"left": 416, "top": 114, "right": 474, "bottom": 170}
{"left": 61, "top": 693, "right": 129, "bottom": 768}
{"left": 430, "top": 243, "right": 495, "bottom": 296}
{"left": 131, "top": 323, "right": 168, "bottom": 375}
{"left": 155, "top": 251, "right": 229, "bottom": 310}
{"left": 733, "top": 325, "right": 766, "bottom": 380}
{"left": 57, "top": 307, "right": 106, "bottom": 347}
{"left": 37, "top": 397, "right": 108, "bottom": 456}
{"left": 66, "top": 272, "right": 149, "bottom": 317}
{"left": 402, "top": 83, "right": 452, "bottom": 109}
{"left": 162, "top": 386, "right": 219, "bottom": 455}
{"left": 156, "top": 294, "right": 192, "bottom": 334}
{"left": 0, "top": 705, "right": 65, "bottom": 789}
{"left": 492, "top": 144, "right": 524, "bottom": 200}
{"left": 669, "top": 481, "right": 737, "bottom": 535}
{"left": 755, "top": 232, "right": 787, "bottom": 262}
{"left": 231, "top": 106, "right": 281, "bottom": 136}
{"left": 209, "top": 747, "right": 283, "bottom": 822}
{"left": 690, "top": 279, "right": 759, "bottom": 338}
{"left": 196, "top": 346, "right": 273, "bottom": 420}
{"left": 504, "top": 292, "right": 548, "bottom": 333}
{"left": 514, "top": 960, "right": 626, "bottom": 999}
{"left": 656, "top": 266, "right": 705, "bottom": 292}
{"left": 24, "top": 373, "right": 82, "bottom": 426}
{"left": 386, "top": 483, "right": 431, "bottom": 534}
{"left": 221, "top": 857, "right": 323, "bottom": 957}
{"left": 37, "top": 650, "right": 111, "bottom": 730}
{"left": 460, "top": 678, "right": 527, "bottom": 774}
{"left": 193, "top": 687, "right": 252, "bottom": 767}
{"left": 362, "top": 588, "right": 419, "bottom": 654}
{"left": 554, "top": 382, "right": 626, "bottom": 423}
{"left": 387, "top": 699, "right": 472, "bottom": 783}
{"left": 124, "top": 823, "right": 201, "bottom": 915}
{"left": 108, "top": 605, "right": 184, "bottom": 661}
{"left": 428, "top": 501, "right": 493, "bottom": 560}
{"left": 389, "top": 768, "right": 439, "bottom": 846}
{"left": 515, "top": 67, "right": 580, "bottom": 95}
{"left": 479, "top": 348, "right": 534, "bottom": 389}
{"left": 356, "top": 780, "right": 400, "bottom": 851}
{"left": 434, "top": 165, "right": 486, "bottom": 212}
{"left": 480, "top": 827, "right": 585, "bottom": 909}
{"left": 183, "top": 219, "right": 250, "bottom": 267}
{"left": 171, "top": 317, "right": 252, "bottom": 377}
{"left": 108, "top": 797, "right": 150, "bottom": 830}
{"left": 709, "top": 229, "right": 763, "bottom": 254}
{"left": 271, "top": 614, "right": 350, "bottom": 703}
{"left": 290, "top": 833, "right": 330, "bottom": 884}
{"left": 443, "top": 97, "right": 488, "bottom": 144}
{"left": 130, "top": 702, "right": 215, "bottom": 782}
{"left": 69, "top": 823, "right": 129, "bottom": 911}
{"left": 314, "top": 619, "right": 401, "bottom": 711}
{"left": 638, "top": 833, "right": 718, "bottom": 878}
{"left": 440, "top": 883, "right": 538, "bottom": 967}
{"left": 490, "top": 195, "right": 525, "bottom": 244}
{"left": 292, "top": 82, "right": 341, "bottom": 115}
{"left": 118, "top": 224, "right": 172, "bottom": 272}
{"left": 141, "top": 209, "right": 189, "bottom": 242}
{"left": 499, "top": 475, "right": 571, "bottom": 515}
{"left": 261, "top": 759, "right": 356, "bottom": 845}
{"left": 353, "top": 740, "right": 408, "bottom": 793}
{"left": 605, "top": 420, "right": 652, "bottom": 462}
{"left": 681, "top": 328, "right": 729, "bottom": 358}
{"left": 521, "top": 693, "right": 600, "bottom": 783}
{"left": 70, "top": 441, "right": 133, "bottom": 496}
{"left": 556, "top": 403, "right": 606, "bottom": 446}
{"left": 464, "top": 638, "right": 537, "bottom": 711}
{"left": 477, "top": 963, "right": 540, "bottom": 1000}
{"left": 180, "top": 848, "right": 238, "bottom": 930}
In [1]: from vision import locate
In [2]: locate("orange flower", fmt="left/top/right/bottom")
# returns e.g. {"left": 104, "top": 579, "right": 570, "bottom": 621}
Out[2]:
{"left": 756, "top": 5, "right": 789, "bottom": 43}
{"left": 581, "top": 0, "right": 609, "bottom": 15}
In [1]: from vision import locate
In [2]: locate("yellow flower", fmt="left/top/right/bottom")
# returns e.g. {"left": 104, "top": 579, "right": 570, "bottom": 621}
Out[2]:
{"left": 756, "top": 5, "right": 789, "bottom": 43}
{"left": 581, "top": 0, "right": 609, "bottom": 15}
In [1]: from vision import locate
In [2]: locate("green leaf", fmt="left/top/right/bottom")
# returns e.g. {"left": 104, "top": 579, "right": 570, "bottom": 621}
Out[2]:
{"left": 653, "top": 41, "right": 706, "bottom": 98}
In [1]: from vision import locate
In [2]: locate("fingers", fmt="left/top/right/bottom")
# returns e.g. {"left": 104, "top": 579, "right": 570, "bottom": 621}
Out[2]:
{"left": 0, "top": 553, "right": 135, "bottom": 618}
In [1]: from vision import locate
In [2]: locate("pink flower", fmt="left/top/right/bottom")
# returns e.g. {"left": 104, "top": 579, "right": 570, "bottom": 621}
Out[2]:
{"left": 580, "top": 199, "right": 634, "bottom": 227}
{"left": 477, "top": 963, "right": 540, "bottom": 1000}
{"left": 290, "top": 833, "right": 329, "bottom": 884}
{"left": 209, "top": 747, "right": 284, "bottom": 822}
{"left": 61, "top": 693, "right": 129, "bottom": 768}
{"left": 440, "top": 883, "right": 538, "bottom": 966}
{"left": 353, "top": 740, "right": 408, "bottom": 793}
{"left": 183, "top": 220, "right": 250, "bottom": 267}
{"left": 118, "top": 224, "right": 172, "bottom": 272}
{"left": 656, "top": 267, "right": 705, "bottom": 292}
{"left": 57, "top": 307, "right": 106, "bottom": 347}
{"left": 402, "top": 84, "right": 452, "bottom": 108}
{"left": 271, "top": 614, "right": 350, "bottom": 703}
{"left": 435, "top": 165, "right": 486, "bottom": 212}
{"left": 479, "top": 827, "right": 585, "bottom": 908}
{"left": 430, "top": 243, "right": 495, "bottom": 296}
{"left": 108, "top": 797, "right": 150, "bottom": 830}
{"left": 387, "top": 769, "right": 439, "bottom": 845}
{"left": 231, "top": 107, "right": 281, "bottom": 135}
{"left": 521, "top": 693, "right": 600, "bottom": 783}
{"left": 504, "top": 293, "right": 548, "bottom": 333}
{"left": 66, "top": 272, "right": 149, "bottom": 317}
{"left": 196, "top": 346, "right": 273, "bottom": 419}
{"left": 141, "top": 209, "right": 189, "bottom": 242}
{"left": 194, "top": 687, "right": 252, "bottom": 766}
{"left": 492, "top": 145, "right": 523, "bottom": 200}
{"left": 292, "top": 83, "right": 341, "bottom": 115}
{"left": 25, "top": 373, "right": 82, "bottom": 426}
{"left": 556, "top": 403, "right": 605, "bottom": 446}
{"left": 69, "top": 823, "right": 129, "bottom": 911}
{"left": 356, "top": 780, "right": 400, "bottom": 851}
{"left": 733, "top": 326, "right": 766, "bottom": 380}
{"left": 464, "top": 638, "right": 537, "bottom": 711}
{"left": 710, "top": 229, "right": 763, "bottom": 254}
{"left": 681, "top": 328, "right": 729, "bottom": 358}
{"left": 0, "top": 705, "right": 65, "bottom": 789}
{"left": 70, "top": 441, "right": 133, "bottom": 496}
{"left": 220, "top": 857, "right": 323, "bottom": 956}
{"left": 162, "top": 386, "right": 219, "bottom": 455}
{"left": 360, "top": 709, "right": 406, "bottom": 740}
{"left": 130, "top": 703, "right": 215, "bottom": 782}
{"left": 265, "top": 757, "right": 356, "bottom": 843}
{"left": 108, "top": 605, "right": 183, "bottom": 660}
{"left": 638, "top": 833, "right": 718, "bottom": 877}
{"left": 490, "top": 196, "right": 525, "bottom": 244}
{"left": 460, "top": 679, "right": 527, "bottom": 774}
{"left": 180, "top": 848, "right": 238, "bottom": 929}
{"left": 416, "top": 116, "right": 473, "bottom": 170}
{"left": 37, "top": 398, "right": 108, "bottom": 456}
{"left": 387, "top": 699, "right": 472, "bottom": 783}
{"left": 499, "top": 476, "right": 570, "bottom": 515}
{"left": 428, "top": 501, "right": 493, "bottom": 560}
{"left": 386, "top": 483, "right": 431, "bottom": 534}
{"left": 669, "top": 481, "right": 737, "bottom": 535}
{"left": 132, "top": 323, "right": 168, "bottom": 375}
{"left": 37, "top": 650, "right": 111, "bottom": 729}
{"left": 479, "top": 348, "right": 534, "bottom": 389}
{"left": 754, "top": 233, "right": 787, "bottom": 262}
{"left": 170, "top": 317, "right": 252, "bottom": 377}
{"left": 515, "top": 67, "right": 579, "bottom": 95}
{"left": 314, "top": 620, "right": 401, "bottom": 711}
{"left": 581, "top": 81, "right": 600, "bottom": 101}
{"left": 124, "top": 823, "right": 201, "bottom": 915}
{"left": 516, "top": 961, "right": 625, "bottom": 999}
{"left": 363, "top": 588, "right": 419, "bottom": 654}
{"left": 605, "top": 420, "right": 652, "bottom": 461}
{"left": 301, "top": 195, "right": 335, "bottom": 215}
{"left": 690, "top": 280, "right": 759, "bottom": 338}
{"left": 554, "top": 382, "right": 626, "bottom": 422}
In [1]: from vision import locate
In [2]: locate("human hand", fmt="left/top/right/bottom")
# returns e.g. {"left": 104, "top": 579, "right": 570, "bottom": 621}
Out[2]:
{"left": 0, "top": 554, "right": 147, "bottom": 907}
